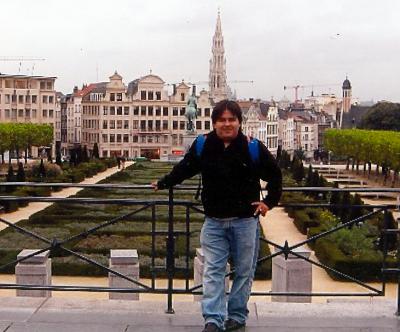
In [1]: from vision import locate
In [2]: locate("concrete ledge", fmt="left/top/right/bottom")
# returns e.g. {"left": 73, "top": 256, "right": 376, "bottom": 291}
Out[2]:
{"left": 0, "top": 297, "right": 399, "bottom": 331}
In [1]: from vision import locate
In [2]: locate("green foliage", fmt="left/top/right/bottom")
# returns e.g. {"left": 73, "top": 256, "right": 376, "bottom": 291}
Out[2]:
{"left": 324, "top": 129, "right": 400, "bottom": 174}
{"left": 360, "top": 102, "right": 400, "bottom": 131}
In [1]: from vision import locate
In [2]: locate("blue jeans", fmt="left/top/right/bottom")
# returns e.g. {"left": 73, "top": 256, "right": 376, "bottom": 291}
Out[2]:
{"left": 200, "top": 216, "right": 260, "bottom": 329}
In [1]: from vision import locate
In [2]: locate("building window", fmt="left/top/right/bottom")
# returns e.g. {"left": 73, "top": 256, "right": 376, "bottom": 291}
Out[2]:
{"left": 110, "top": 106, "right": 115, "bottom": 115}
{"left": 141, "top": 136, "right": 146, "bottom": 143}
{"left": 5, "top": 109, "right": 10, "bottom": 118}
{"left": 155, "top": 107, "right": 161, "bottom": 116}
{"left": 180, "top": 107, "right": 185, "bottom": 116}
{"left": 110, "top": 120, "right": 115, "bottom": 129}
{"left": 18, "top": 95, "right": 24, "bottom": 103}
{"left": 49, "top": 96, "right": 54, "bottom": 104}
{"left": 205, "top": 121, "right": 210, "bottom": 130}
{"left": 204, "top": 108, "right": 210, "bottom": 117}
{"left": 18, "top": 109, "right": 23, "bottom": 117}
{"left": 140, "top": 120, "right": 146, "bottom": 130}
{"left": 133, "top": 106, "right": 139, "bottom": 115}
{"left": 110, "top": 93, "right": 115, "bottom": 101}
{"left": 132, "top": 120, "right": 138, "bottom": 129}
{"left": 40, "top": 82, "right": 46, "bottom": 89}
{"left": 163, "top": 107, "right": 168, "bottom": 116}
{"left": 117, "top": 93, "right": 122, "bottom": 101}
{"left": 163, "top": 120, "right": 168, "bottom": 130}
{"left": 196, "top": 121, "right": 202, "bottom": 130}
{"left": 124, "top": 107, "right": 129, "bottom": 115}
{"left": 148, "top": 106, "right": 153, "bottom": 116}
{"left": 173, "top": 121, "right": 178, "bottom": 130}
{"left": 116, "top": 134, "right": 122, "bottom": 143}
{"left": 103, "top": 106, "right": 108, "bottom": 115}
{"left": 156, "top": 91, "right": 161, "bottom": 100}
{"left": 124, "top": 120, "right": 129, "bottom": 129}
{"left": 117, "top": 120, "right": 122, "bottom": 129}
{"left": 32, "top": 95, "right": 37, "bottom": 104}
{"left": 102, "top": 134, "right": 108, "bottom": 143}
{"left": 180, "top": 121, "right": 185, "bottom": 130}
{"left": 117, "top": 107, "right": 122, "bottom": 115}
{"left": 43, "top": 109, "right": 48, "bottom": 117}
{"left": 148, "top": 120, "right": 153, "bottom": 130}
{"left": 173, "top": 107, "right": 178, "bottom": 116}
{"left": 110, "top": 134, "right": 115, "bottom": 143}
{"left": 132, "top": 135, "right": 138, "bottom": 143}
{"left": 141, "top": 106, "right": 146, "bottom": 116}
{"left": 123, "top": 134, "right": 129, "bottom": 143}
{"left": 148, "top": 91, "right": 154, "bottom": 100}
{"left": 103, "top": 120, "right": 108, "bottom": 129}
{"left": 141, "top": 91, "right": 146, "bottom": 100}
{"left": 180, "top": 93, "right": 185, "bottom": 101}
{"left": 5, "top": 94, "right": 10, "bottom": 103}
{"left": 49, "top": 110, "right": 54, "bottom": 118}
{"left": 155, "top": 120, "right": 161, "bottom": 131}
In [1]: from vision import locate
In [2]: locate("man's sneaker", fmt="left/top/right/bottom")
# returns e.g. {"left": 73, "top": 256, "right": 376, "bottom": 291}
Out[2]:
{"left": 202, "top": 322, "right": 222, "bottom": 332}
{"left": 224, "top": 318, "right": 246, "bottom": 331}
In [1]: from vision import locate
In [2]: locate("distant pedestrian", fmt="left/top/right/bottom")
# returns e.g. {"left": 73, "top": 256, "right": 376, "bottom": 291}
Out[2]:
{"left": 121, "top": 156, "right": 126, "bottom": 170}
{"left": 116, "top": 156, "right": 121, "bottom": 169}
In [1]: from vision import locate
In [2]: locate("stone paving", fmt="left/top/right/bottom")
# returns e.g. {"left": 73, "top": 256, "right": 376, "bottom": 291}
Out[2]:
{"left": 0, "top": 297, "right": 399, "bottom": 331}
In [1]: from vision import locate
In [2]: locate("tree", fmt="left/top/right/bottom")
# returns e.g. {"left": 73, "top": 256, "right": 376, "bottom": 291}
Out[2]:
{"left": 39, "top": 159, "right": 46, "bottom": 179}
{"left": 55, "top": 141, "right": 62, "bottom": 165}
{"left": 329, "top": 182, "right": 341, "bottom": 216}
{"left": 340, "top": 191, "right": 352, "bottom": 224}
{"left": 92, "top": 143, "right": 100, "bottom": 159}
{"left": 82, "top": 146, "right": 89, "bottom": 163}
{"left": 305, "top": 165, "right": 313, "bottom": 187}
{"left": 360, "top": 102, "right": 400, "bottom": 131}
{"left": 16, "top": 162, "right": 26, "bottom": 182}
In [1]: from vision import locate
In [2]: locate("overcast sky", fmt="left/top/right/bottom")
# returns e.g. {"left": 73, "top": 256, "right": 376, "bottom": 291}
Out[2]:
{"left": 1, "top": 0, "right": 399, "bottom": 102}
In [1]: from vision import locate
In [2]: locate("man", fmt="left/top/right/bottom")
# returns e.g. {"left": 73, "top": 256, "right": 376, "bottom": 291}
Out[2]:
{"left": 153, "top": 100, "right": 282, "bottom": 332}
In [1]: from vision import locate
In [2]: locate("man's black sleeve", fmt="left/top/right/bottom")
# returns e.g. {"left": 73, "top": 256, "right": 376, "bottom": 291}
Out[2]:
{"left": 258, "top": 142, "right": 282, "bottom": 209}
{"left": 157, "top": 140, "right": 201, "bottom": 189}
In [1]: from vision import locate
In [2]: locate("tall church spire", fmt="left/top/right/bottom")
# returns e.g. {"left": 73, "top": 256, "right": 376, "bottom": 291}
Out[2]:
{"left": 209, "top": 11, "right": 228, "bottom": 102}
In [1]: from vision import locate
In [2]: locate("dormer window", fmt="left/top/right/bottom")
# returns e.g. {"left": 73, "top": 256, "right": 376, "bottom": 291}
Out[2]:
{"left": 181, "top": 93, "right": 185, "bottom": 101}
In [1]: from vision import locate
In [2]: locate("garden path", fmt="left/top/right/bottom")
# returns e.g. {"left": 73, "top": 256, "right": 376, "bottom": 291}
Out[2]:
{"left": 0, "top": 162, "right": 134, "bottom": 232}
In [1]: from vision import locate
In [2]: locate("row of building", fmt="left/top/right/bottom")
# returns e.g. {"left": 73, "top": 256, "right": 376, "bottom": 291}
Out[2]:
{"left": 0, "top": 12, "right": 358, "bottom": 161}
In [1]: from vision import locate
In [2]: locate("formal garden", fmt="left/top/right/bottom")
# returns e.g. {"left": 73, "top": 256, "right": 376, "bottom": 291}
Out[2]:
{"left": 279, "top": 147, "right": 398, "bottom": 282}
{"left": 0, "top": 161, "right": 272, "bottom": 279}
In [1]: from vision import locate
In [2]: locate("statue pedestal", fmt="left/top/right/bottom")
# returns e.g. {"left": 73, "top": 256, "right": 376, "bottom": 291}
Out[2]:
{"left": 182, "top": 132, "right": 197, "bottom": 153}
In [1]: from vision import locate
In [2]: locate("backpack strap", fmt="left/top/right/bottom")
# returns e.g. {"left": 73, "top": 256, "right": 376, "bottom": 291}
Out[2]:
{"left": 195, "top": 134, "right": 207, "bottom": 158}
{"left": 247, "top": 136, "right": 260, "bottom": 164}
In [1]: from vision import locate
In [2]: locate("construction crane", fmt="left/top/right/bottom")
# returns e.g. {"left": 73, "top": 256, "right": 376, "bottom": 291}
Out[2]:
{"left": 0, "top": 56, "right": 46, "bottom": 75}
{"left": 284, "top": 83, "right": 340, "bottom": 103}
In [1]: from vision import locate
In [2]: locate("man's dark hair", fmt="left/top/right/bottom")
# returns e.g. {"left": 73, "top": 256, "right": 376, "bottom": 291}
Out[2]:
{"left": 211, "top": 99, "right": 243, "bottom": 124}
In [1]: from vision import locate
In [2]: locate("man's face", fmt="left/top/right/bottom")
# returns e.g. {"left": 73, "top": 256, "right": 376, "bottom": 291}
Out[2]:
{"left": 213, "top": 110, "right": 241, "bottom": 142}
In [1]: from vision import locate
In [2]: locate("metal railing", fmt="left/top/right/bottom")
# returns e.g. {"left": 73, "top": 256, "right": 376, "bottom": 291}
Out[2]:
{"left": 0, "top": 183, "right": 399, "bottom": 314}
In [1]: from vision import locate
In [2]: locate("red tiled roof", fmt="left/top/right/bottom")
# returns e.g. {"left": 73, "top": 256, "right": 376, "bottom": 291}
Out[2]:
{"left": 74, "top": 83, "right": 97, "bottom": 97}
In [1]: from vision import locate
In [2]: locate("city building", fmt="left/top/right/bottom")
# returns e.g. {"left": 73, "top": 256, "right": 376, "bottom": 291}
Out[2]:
{"left": 209, "top": 11, "right": 230, "bottom": 102}
{"left": 0, "top": 74, "right": 57, "bottom": 157}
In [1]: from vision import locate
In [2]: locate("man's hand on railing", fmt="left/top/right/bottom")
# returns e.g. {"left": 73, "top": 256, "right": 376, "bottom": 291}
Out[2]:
{"left": 151, "top": 182, "right": 158, "bottom": 191}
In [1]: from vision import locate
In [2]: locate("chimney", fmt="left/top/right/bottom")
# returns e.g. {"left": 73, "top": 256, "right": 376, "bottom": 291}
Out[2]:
{"left": 192, "top": 85, "right": 196, "bottom": 96}
{"left": 173, "top": 84, "right": 177, "bottom": 95}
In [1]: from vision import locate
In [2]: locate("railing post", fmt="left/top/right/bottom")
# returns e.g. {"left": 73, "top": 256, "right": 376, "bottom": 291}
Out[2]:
{"left": 15, "top": 249, "right": 51, "bottom": 298}
{"left": 108, "top": 249, "right": 140, "bottom": 301}
{"left": 165, "top": 187, "right": 175, "bottom": 314}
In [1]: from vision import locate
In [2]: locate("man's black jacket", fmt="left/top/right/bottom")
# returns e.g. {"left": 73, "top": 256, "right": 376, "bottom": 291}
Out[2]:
{"left": 157, "top": 130, "right": 282, "bottom": 219}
